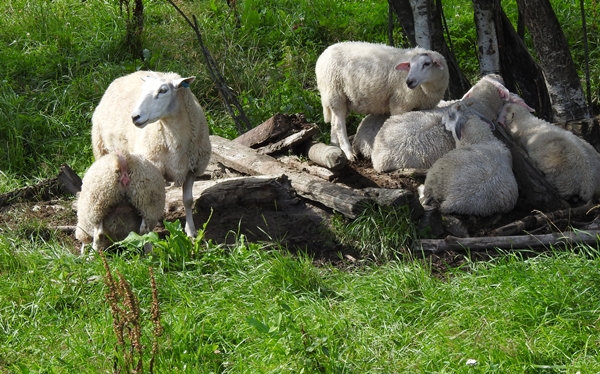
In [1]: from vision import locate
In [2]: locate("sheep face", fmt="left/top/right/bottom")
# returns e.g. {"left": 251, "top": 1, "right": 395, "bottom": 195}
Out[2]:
{"left": 396, "top": 52, "right": 446, "bottom": 89}
{"left": 130, "top": 75, "right": 196, "bottom": 128}
{"left": 442, "top": 103, "right": 470, "bottom": 141}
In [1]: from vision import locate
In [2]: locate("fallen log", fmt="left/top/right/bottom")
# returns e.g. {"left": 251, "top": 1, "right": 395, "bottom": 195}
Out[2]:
{"left": 299, "top": 141, "right": 347, "bottom": 170}
{"left": 257, "top": 124, "right": 319, "bottom": 155}
{"left": 210, "top": 135, "right": 372, "bottom": 219}
{"left": 490, "top": 203, "right": 597, "bottom": 236}
{"left": 414, "top": 230, "right": 600, "bottom": 254}
{"left": 165, "top": 174, "right": 295, "bottom": 216}
{"left": 234, "top": 113, "right": 294, "bottom": 148}
{"left": 277, "top": 155, "right": 339, "bottom": 181}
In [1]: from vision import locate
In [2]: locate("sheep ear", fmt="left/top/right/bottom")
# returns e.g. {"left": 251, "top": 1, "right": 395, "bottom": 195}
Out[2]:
{"left": 508, "top": 94, "right": 535, "bottom": 112}
{"left": 395, "top": 62, "right": 410, "bottom": 71}
{"left": 432, "top": 57, "right": 445, "bottom": 70}
{"left": 454, "top": 121, "right": 462, "bottom": 141}
{"left": 174, "top": 76, "right": 196, "bottom": 89}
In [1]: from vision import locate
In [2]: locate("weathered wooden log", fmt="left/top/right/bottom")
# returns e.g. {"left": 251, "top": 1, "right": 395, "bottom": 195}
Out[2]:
{"left": 490, "top": 203, "right": 596, "bottom": 236}
{"left": 277, "top": 155, "right": 339, "bottom": 181}
{"left": 414, "top": 230, "right": 600, "bottom": 254}
{"left": 165, "top": 175, "right": 294, "bottom": 216}
{"left": 300, "top": 141, "right": 347, "bottom": 170}
{"left": 210, "top": 135, "right": 372, "bottom": 218}
{"left": 257, "top": 124, "right": 319, "bottom": 155}
{"left": 233, "top": 113, "right": 294, "bottom": 148}
{"left": 58, "top": 164, "right": 83, "bottom": 194}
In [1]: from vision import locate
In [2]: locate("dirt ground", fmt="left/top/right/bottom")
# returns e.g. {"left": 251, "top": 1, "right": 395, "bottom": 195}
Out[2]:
{"left": 1, "top": 155, "right": 596, "bottom": 272}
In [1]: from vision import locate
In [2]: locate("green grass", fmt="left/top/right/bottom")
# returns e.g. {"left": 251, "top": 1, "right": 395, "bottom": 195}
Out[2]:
{"left": 1, "top": 223, "right": 600, "bottom": 372}
{"left": 2, "top": 0, "right": 600, "bottom": 372}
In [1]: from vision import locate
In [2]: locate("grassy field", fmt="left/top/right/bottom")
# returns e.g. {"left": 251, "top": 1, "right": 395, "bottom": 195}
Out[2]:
{"left": 1, "top": 0, "right": 600, "bottom": 372}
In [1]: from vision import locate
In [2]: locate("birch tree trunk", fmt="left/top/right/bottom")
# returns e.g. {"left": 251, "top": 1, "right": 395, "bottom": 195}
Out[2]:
{"left": 472, "top": 0, "right": 501, "bottom": 75}
{"left": 515, "top": 0, "right": 590, "bottom": 121}
{"left": 388, "top": 0, "right": 470, "bottom": 98}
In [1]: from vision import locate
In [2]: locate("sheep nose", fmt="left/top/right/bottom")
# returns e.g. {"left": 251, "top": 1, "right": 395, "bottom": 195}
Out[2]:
{"left": 131, "top": 114, "right": 146, "bottom": 127}
{"left": 406, "top": 79, "right": 417, "bottom": 89}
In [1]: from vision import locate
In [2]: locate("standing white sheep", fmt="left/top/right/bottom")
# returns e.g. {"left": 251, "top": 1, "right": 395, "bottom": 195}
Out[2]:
{"left": 75, "top": 152, "right": 166, "bottom": 254}
{"left": 498, "top": 102, "right": 600, "bottom": 202}
{"left": 91, "top": 70, "right": 211, "bottom": 237}
{"left": 420, "top": 102, "right": 519, "bottom": 216}
{"left": 315, "top": 41, "right": 450, "bottom": 162}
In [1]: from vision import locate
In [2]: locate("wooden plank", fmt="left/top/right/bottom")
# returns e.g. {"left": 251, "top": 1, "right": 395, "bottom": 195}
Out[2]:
{"left": 257, "top": 124, "right": 319, "bottom": 155}
{"left": 210, "top": 135, "right": 371, "bottom": 218}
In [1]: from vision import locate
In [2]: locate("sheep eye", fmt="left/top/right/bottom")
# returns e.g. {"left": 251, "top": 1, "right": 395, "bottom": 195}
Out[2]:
{"left": 423, "top": 62, "right": 431, "bottom": 68}
{"left": 158, "top": 85, "right": 168, "bottom": 94}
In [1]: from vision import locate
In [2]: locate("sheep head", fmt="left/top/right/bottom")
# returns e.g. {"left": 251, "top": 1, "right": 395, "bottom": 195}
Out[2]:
{"left": 130, "top": 74, "right": 196, "bottom": 128}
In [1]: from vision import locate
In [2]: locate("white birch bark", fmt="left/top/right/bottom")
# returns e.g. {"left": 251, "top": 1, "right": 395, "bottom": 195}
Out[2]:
{"left": 410, "top": 0, "right": 431, "bottom": 49}
{"left": 472, "top": 0, "right": 500, "bottom": 75}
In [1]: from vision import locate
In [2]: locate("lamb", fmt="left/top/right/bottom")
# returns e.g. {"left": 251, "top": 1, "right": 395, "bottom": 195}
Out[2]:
{"left": 352, "top": 114, "right": 389, "bottom": 159}
{"left": 353, "top": 75, "right": 532, "bottom": 173}
{"left": 420, "top": 102, "right": 519, "bottom": 216}
{"left": 369, "top": 102, "right": 456, "bottom": 171}
{"left": 315, "top": 41, "right": 450, "bottom": 162}
{"left": 498, "top": 102, "right": 600, "bottom": 202}
{"left": 75, "top": 152, "right": 166, "bottom": 254}
{"left": 91, "top": 70, "right": 211, "bottom": 237}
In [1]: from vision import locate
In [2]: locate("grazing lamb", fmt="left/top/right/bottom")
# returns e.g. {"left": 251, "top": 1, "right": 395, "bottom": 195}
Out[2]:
{"left": 315, "top": 41, "right": 449, "bottom": 161}
{"left": 91, "top": 70, "right": 211, "bottom": 237}
{"left": 369, "top": 101, "right": 457, "bottom": 171}
{"left": 76, "top": 152, "right": 166, "bottom": 254}
{"left": 420, "top": 102, "right": 518, "bottom": 216}
{"left": 498, "top": 102, "right": 600, "bottom": 201}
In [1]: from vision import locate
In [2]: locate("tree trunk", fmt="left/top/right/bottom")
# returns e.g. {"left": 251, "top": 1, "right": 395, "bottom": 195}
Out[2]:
{"left": 515, "top": 0, "right": 590, "bottom": 121}
{"left": 472, "top": 0, "right": 500, "bottom": 75}
{"left": 388, "top": 0, "right": 470, "bottom": 99}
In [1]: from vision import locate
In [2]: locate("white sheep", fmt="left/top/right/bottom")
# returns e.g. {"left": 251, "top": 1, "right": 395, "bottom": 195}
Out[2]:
{"left": 352, "top": 114, "right": 389, "bottom": 159}
{"left": 315, "top": 41, "right": 450, "bottom": 162}
{"left": 498, "top": 102, "right": 600, "bottom": 202}
{"left": 369, "top": 102, "right": 457, "bottom": 171}
{"left": 459, "top": 74, "right": 533, "bottom": 122}
{"left": 91, "top": 70, "right": 211, "bottom": 237}
{"left": 420, "top": 102, "right": 519, "bottom": 216}
{"left": 75, "top": 151, "right": 166, "bottom": 254}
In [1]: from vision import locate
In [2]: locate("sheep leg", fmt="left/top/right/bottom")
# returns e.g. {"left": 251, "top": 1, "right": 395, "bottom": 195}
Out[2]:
{"left": 331, "top": 111, "right": 355, "bottom": 162}
{"left": 182, "top": 173, "right": 197, "bottom": 237}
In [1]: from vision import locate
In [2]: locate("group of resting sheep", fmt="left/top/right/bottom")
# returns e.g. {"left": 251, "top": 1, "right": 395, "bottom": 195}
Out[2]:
{"left": 75, "top": 41, "right": 600, "bottom": 253}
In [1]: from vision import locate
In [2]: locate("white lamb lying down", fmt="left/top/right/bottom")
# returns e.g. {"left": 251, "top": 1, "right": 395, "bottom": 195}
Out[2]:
{"left": 369, "top": 102, "right": 457, "bottom": 171}
{"left": 75, "top": 152, "right": 165, "bottom": 254}
{"left": 352, "top": 114, "right": 389, "bottom": 159}
{"left": 499, "top": 102, "right": 600, "bottom": 202}
{"left": 92, "top": 70, "right": 211, "bottom": 238}
{"left": 420, "top": 102, "right": 519, "bottom": 216}
{"left": 316, "top": 41, "right": 449, "bottom": 161}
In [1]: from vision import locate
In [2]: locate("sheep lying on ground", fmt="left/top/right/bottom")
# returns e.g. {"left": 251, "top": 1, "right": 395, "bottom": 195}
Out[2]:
{"left": 420, "top": 102, "right": 518, "bottom": 216}
{"left": 352, "top": 114, "right": 389, "bottom": 159}
{"left": 498, "top": 102, "right": 600, "bottom": 202}
{"left": 460, "top": 74, "right": 533, "bottom": 122}
{"left": 315, "top": 41, "right": 449, "bottom": 161}
{"left": 355, "top": 76, "right": 532, "bottom": 173}
{"left": 76, "top": 152, "right": 165, "bottom": 254}
{"left": 369, "top": 101, "right": 457, "bottom": 171}
{"left": 92, "top": 70, "right": 211, "bottom": 237}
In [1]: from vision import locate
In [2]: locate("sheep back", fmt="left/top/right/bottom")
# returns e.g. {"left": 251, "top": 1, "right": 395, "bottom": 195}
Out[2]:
{"left": 91, "top": 70, "right": 211, "bottom": 186}
{"left": 501, "top": 103, "right": 600, "bottom": 201}
{"left": 75, "top": 152, "right": 165, "bottom": 250}
{"left": 371, "top": 106, "right": 455, "bottom": 172}
{"left": 352, "top": 114, "right": 389, "bottom": 159}
{"left": 315, "top": 42, "right": 449, "bottom": 122}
